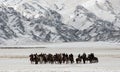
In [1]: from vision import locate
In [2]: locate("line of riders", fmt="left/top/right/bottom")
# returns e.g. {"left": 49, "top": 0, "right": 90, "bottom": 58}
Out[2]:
{"left": 29, "top": 53, "right": 99, "bottom": 64}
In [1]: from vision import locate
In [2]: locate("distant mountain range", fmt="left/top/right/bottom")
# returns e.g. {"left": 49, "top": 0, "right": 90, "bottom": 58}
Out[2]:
{"left": 0, "top": 0, "right": 120, "bottom": 45}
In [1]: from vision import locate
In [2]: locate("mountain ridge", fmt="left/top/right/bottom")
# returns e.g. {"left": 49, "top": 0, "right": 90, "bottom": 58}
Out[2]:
{"left": 0, "top": 0, "right": 120, "bottom": 45}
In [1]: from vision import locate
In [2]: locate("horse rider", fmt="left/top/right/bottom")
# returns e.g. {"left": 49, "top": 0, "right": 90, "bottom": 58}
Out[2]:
{"left": 78, "top": 54, "right": 81, "bottom": 58}
{"left": 34, "top": 53, "right": 39, "bottom": 64}
{"left": 90, "top": 53, "right": 94, "bottom": 59}
{"left": 82, "top": 53, "right": 86, "bottom": 64}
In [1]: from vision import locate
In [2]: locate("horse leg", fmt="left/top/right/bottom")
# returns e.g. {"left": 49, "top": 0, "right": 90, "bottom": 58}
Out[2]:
{"left": 89, "top": 59, "right": 92, "bottom": 63}
{"left": 71, "top": 59, "right": 74, "bottom": 64}
{"left": 30, "top": 60, "right": 32, "bottom": 64}
{"left": 76, "top": 59, "right": 78, "bottom": 64}
{"left": 76, "top": 61, "right": 78, "bottom": 64}
{"left": 83, "top": 59, "right": 86, "bottom": 64}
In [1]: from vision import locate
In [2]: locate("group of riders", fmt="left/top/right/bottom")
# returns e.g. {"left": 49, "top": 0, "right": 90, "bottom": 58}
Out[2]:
{"left": 29, "top": 53, "right": 98, "bottom": 64}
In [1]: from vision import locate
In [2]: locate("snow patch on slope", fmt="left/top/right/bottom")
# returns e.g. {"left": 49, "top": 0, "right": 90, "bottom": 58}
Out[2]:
{"left": 82, "top": 0, "right": 115, "bottom": 22}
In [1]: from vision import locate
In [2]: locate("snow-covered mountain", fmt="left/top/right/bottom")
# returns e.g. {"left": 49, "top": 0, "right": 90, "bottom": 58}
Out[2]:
{"left": 0, "top": 0, "right": 120, "bottom": 45}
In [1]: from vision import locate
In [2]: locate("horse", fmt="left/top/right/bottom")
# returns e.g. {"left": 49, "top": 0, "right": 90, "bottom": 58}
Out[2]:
{"left": 88, "top": 53, "right": 99, "bottom": 63}
{"left": 29, "top": 54, "right": 35, "bottom": 64}
{"left": 69, "top": 54, "right": 74, "bottom": 64}
{"left": 81, "top": 53, "right": 87, "bottom": 64}
{"left": 34, "top": 53, "right": 39, "bottom": 64}
{"left": 76, "top": 54, "right": 82, "bottom": 64}
{"left": 38, "top": 54, "right": 44, "bottom": 64}
{"left": 42, "top": 54, "right": 48, "bottom": 64}
{"left": 62, "top": 53, "right": 69, "bottom": 64}
{"left": 57, "top": 54, "right": 62, "bottom": 64}
{"left": 47, "top": 54, "right": 54, "bottom": 64}
{"left": 90, "top": 57, "right": 98, "bottom": 63}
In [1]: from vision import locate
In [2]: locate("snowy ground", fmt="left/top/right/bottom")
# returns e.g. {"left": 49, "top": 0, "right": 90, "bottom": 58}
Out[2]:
{"left": 0, "top": 42, "right": 120, "bottom": 72}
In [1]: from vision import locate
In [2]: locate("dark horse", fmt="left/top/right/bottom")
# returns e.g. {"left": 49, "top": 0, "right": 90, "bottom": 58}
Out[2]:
{"left": 81, "top": 53, "right": 87, "bottom": 64}
{"left": 54, "top": 53, "right": 62, "bottom": 64}
{"left": 69, "top": 54, "right": 74, "bottom": 64}
{"left": 76, "top": 54, "right": 82, "bottom": 64}
{"left": 34, "top": 53, "right": 39, "bottom": 64}
{"left": 62, "top": 53, "right": 69, "bottom": 64}
{"left": 88, "top": 53, "right": 99, "bottom": 63}
{"left": 29, "top": 54, "right": 34, "bottom": 64}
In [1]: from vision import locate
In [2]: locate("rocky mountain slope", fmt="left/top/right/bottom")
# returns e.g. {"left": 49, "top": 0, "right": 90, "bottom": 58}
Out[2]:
{"left": 0, "top": 0, "right": 120, "bottom": 45}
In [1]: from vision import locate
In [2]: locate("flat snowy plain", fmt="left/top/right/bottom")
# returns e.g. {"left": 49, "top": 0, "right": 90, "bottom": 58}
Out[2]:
{"left": 0, "top": 42, "right": 120, "bottom": 72}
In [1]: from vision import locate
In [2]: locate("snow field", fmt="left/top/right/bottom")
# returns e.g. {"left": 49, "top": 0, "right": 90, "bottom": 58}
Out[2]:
{"left": 0, "top": 46, "right": 120, "bottom": 72}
